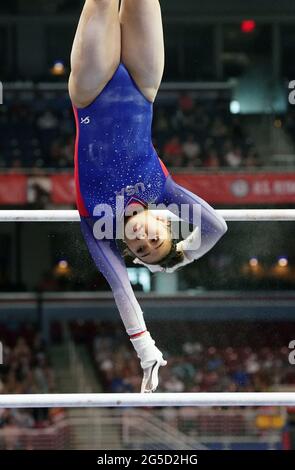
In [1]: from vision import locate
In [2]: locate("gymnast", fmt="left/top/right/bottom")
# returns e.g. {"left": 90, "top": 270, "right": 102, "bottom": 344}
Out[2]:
{"left": 69, "top": 0, "right": 227, "bottom": 393}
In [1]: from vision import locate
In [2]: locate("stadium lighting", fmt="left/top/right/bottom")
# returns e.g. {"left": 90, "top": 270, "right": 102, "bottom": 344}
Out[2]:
{"left": 230, "top": 100, "right": 241, "bottom": 114}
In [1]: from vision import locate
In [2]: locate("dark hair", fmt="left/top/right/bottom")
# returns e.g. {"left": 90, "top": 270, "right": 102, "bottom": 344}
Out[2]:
{"left": 154, "top": 238, "right": 185, "bottom": 270}
{"left": 117, "top": 222, "right": 185, "bottom": 271}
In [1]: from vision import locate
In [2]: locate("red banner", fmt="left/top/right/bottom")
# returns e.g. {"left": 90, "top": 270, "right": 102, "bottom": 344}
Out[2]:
{"left": 51, "top": 174, "right": 76, "bottom": 205}
{"left": 0, "top": 174, "right": 27, "bottom": 204}
{"left": 173, "top": 172, "right": 295, "bottom": 204}
{"left": 1, "top": 172, "right": 295, "bottom": 206}
{"left": 48, "top": 171, "right": 295, "bottom": 205}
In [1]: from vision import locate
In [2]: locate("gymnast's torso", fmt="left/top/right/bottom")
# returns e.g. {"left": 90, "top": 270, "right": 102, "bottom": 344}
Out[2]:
{"left": 73, "top": 62, "right": 169, "bottom": 219}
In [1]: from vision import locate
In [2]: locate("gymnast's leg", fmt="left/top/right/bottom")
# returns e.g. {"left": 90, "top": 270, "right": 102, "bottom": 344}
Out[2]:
{"left": 119, "top": 0, "right": 165, "bottom": 102}
{"left": 69, "top": 0, "right": 121, "bottom": 108}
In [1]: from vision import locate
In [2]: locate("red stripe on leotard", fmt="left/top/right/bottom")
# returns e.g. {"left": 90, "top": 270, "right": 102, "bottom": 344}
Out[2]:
{"left": 158, "top": 157, "right": 170, "bottom": 177}
{"left": 73, "top": 106, "right": 90, "bottom": 217}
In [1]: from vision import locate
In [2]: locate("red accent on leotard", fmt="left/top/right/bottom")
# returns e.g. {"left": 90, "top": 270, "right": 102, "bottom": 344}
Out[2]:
{"left": 158, "top": 157, "right": 170, "bottom": 177}
{"left": 73, "top": 106, "right": 90, "bottom": 217}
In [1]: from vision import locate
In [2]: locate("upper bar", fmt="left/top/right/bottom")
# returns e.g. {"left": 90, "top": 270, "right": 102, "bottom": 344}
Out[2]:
{"left": 0, "top": 393, "right": 294, "bottom": 408}
{"left": 0, "top": 209, "right": 294, "bottom": 222}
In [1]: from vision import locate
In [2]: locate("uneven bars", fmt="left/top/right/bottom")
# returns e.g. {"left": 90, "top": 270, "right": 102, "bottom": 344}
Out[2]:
{"left": 0, "top": 393, "right": 294, "bottom": 408}
{"left": 0, "top": 209, "right": 295, "bottom": 222}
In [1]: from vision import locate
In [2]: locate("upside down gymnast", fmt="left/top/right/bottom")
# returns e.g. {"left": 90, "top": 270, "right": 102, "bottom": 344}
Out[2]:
{"left": 69, "top": 0, "right": 227, "bottom": 393}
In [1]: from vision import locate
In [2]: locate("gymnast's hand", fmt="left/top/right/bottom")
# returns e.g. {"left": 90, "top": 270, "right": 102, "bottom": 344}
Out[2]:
{"left": 140, "top": 355, "right": 168, "bottom": 394}
{"left": 130, "top": 331, "right": 167, "bottom": 393}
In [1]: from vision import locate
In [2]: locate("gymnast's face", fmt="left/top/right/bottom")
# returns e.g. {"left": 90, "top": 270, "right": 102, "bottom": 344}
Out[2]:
{"left": 124, "top": 209, "right": 172, "bottom": 264}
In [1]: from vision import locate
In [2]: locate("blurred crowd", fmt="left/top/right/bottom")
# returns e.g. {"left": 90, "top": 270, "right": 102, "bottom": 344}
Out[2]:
{"left": 153, "top": 94, "right": 260, "bottom": 169}
{"left": 0, "top": 92, "right": 261, "bottom": 171}
{"left": 0, "top": 101, "right": 74, "bottom": 170}
{"left": 0, "top": 319, "right": 293, "bottom": 448}
{"left": 0, "top": 323, "right": 62, "bottom": 449}
{"left": 70, "top": 320, "right": 295, "bottom": 394}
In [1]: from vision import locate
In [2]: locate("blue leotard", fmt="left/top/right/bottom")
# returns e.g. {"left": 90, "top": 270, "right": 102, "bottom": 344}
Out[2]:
{"left": 72, "top": 63, "right": 227, "bottom": 336}
{"left": 73, "top": 63, "right": 169, "bottom": 219}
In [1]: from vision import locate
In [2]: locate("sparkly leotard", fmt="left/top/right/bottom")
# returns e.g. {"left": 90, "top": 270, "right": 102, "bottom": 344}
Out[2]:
{"left": 72, "top": 63, "right": 227, "bottom": 336}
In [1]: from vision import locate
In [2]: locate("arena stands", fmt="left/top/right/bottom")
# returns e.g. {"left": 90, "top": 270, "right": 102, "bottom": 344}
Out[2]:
{"left": 0, "top": 92, "right": 263, "bottom": 170}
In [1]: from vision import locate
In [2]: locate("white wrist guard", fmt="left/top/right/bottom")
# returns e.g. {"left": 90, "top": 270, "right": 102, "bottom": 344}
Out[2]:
{"left": 130, "top": 331, "right": 165, "bottom": 369}
{"left": 130, "top": 331, "right": 167, "bottom": 393}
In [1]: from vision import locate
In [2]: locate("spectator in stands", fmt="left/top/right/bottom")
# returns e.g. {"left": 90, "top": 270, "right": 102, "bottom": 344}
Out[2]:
{"left": 153, "top": 108, "right": 170, "bottom": 140}
{"left": 244, "top": 148, "right": 260, "bottom": 168}
{"left": 76, "top": 320, "right": 294, "bottom": 394}
{"left": 0, "top": 324, "right": 55, "bottom": 436}
{"left": 37, "top": 110, "right": 59, "bottom": 155}
{"left": 1, "top": 88, "right": 263, "bottom": 171}
{"left": 162, "top": 375, "right": 185, "bottom": 392}
{"left": 210, "top": 116, "right": 229, "bottom": 140}
{"left": 224, "top": 145, "right": 243, "bottom": 168}
{"left": 182, "top": 133, "right": 202, "bottom": 167}
{"left": 203, "top": 147, "right": 220, "bottom": 168}
{"left": 163, "top": 135, "right": 183, "bottom": 160}
{"left": 37, "top": 110, "right": 59, "bottom": 133}
{"left": 172, "top": 106, "right": 196, "bottom": 134}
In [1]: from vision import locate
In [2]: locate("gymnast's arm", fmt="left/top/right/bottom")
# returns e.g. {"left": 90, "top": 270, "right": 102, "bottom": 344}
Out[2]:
{"left": 80, "top": 217, "right": 147, "bottom": 337}
{"left": 161, "top": 175, "right": 228, "bottom": 263}
{"left": 80, "top": 218, "right": 167, "bottom": 392}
